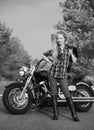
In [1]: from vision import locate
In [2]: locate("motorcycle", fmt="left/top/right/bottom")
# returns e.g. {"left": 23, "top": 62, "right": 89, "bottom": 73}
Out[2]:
{"left": 2, "top": 55, "right": 94, "bottom": 114}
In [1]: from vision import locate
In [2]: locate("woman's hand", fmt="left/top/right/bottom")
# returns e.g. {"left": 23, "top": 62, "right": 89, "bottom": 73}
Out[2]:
{"left": 69, "top": 49, "right": 77, "bottom": 63}
{"left": 69, "top": 48, "right": 73, "bottom": 55}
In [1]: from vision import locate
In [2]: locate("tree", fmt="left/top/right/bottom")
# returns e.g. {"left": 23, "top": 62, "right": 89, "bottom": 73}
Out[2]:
{"left": 55, "top": 0, "right": 94, "bottom": 74}
{"left": 0, "top": 22, "right": 32, "bottom": 80}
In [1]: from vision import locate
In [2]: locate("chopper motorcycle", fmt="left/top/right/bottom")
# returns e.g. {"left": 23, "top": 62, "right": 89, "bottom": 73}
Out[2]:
{"left": 2, "top": 55, "right": 94, "bottom": 114}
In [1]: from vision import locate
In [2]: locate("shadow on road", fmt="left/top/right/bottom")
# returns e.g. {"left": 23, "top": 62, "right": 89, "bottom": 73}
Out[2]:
{"left": 38, "top": 107, "right": 73, "bottom": 121}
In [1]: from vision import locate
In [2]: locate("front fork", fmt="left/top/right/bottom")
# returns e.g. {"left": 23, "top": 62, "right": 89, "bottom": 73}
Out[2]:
{"left": 19, "top": 76, "right": 32, "bottom": 99}
{"left": 19, "top": 66, "right": 36, "bottom": 99}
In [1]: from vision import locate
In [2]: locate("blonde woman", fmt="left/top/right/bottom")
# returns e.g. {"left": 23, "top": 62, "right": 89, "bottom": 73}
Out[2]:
{"left": 43, "top": 31, "right": 79, "bottom": 121}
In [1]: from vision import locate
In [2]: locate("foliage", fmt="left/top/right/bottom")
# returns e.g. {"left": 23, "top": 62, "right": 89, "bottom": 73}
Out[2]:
{"left": 55, "top": 0, "right": 94, "bottom": 75}
{"left": 0, "top": 22, "right": 31, "bottom": 80}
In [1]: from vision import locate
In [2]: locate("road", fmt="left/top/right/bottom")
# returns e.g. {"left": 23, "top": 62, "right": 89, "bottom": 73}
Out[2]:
{"left": 0, "top": 97, "right": 94, "bottom": 130}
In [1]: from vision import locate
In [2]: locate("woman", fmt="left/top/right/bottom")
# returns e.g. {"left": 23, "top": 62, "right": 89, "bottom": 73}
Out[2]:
{"left": 43, "top": 31, "right": 79, "bottom": 121}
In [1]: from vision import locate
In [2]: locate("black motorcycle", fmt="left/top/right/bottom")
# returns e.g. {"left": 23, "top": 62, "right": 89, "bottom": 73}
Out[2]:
{"left": 2, "top": 55, "right": 94, "bottom": 114}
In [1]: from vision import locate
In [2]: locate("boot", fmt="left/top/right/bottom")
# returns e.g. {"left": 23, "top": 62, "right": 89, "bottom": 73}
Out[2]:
{"left": 66, "top": 97, "right": 80, "bottom": 122}
{"left": 51, "top": 95, "right": 58, "bottom": 120}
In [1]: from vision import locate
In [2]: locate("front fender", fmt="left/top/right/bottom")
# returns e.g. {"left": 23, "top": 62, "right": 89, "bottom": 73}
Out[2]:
{"left": 5, "top": 82, "right": 24, "bottom": 88}
{"left": 76, "top": 82, "right": 94, "bottom": 96}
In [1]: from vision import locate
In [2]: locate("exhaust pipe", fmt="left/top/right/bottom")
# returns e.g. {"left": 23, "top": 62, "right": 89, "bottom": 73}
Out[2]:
{"left": 58, "top": 97, "right": 94, "bottom": 102}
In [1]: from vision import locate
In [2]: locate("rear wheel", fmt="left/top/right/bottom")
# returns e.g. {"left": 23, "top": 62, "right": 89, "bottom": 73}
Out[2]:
{"left": 75, "top": 85, "right": 93, "bottom": 112}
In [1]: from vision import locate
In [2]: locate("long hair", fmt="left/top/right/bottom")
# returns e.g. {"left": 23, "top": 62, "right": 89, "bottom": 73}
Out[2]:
{"left": 51, "top": 31, "right": 67, "bottom": 59}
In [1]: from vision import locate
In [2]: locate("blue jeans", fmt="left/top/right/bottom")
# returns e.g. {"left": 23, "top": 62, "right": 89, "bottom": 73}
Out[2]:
{"left": 49, "top": 76, "right": 70, "bottom": 98}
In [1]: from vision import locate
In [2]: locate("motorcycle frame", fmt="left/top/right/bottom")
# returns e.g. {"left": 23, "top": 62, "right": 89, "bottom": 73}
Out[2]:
{"left": 18, "top": 56, "right": 94, "bottom": 103}
{"left": 19, "top": 77, "right": 94, "bottom": 103}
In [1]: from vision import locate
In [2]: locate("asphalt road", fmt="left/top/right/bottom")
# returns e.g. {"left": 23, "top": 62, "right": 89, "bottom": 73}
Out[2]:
{"left": 0, "top": 97, "right": 94, "bottom": 130}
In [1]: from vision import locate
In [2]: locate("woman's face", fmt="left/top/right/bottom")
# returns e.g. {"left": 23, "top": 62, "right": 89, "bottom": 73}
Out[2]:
{"left": 56, "top": 34, "right": 65, "bottom": 46}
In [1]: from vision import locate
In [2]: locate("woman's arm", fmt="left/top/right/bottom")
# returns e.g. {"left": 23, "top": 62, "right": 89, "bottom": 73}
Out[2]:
{"left": 69, "top": 47, "right": 78, "bottom": 63}
{"left": 43, "top": 49, "right": 56, "bottom": 63}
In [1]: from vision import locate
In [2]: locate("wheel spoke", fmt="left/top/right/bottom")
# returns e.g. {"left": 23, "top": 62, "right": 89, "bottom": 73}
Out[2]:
{"left": 77, "top": 88, "right": 90, "bottom": 107}
{"left": 8, "top": 88, "right": 28, "bottom": 110}
{"left": 77, "top": 91, "right": 88, "bottom": 97}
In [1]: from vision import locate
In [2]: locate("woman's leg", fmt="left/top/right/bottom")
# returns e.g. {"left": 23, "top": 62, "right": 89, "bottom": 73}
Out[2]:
{"left": 58, "top": 78, "right": 70, "bottom": 98}
{"left": 58, "top": 78, "right": 79, "bottom": 121}
{"left": 49, "top": 76, "right": 58, "bottom": 120}
{"left": 49, "top": 76, "right": 58, "bottom": 96}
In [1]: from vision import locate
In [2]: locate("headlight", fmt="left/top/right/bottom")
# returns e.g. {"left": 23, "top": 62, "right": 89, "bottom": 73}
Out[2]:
{"left": 19, "top": 70, "right": 25, "bottom": 76}
{"left": 19, "top": 66, "right": 29, "bottom": 76}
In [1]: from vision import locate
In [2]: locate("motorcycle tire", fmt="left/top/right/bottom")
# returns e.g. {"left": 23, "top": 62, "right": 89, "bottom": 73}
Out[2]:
{"left": 3, "top": 83, "right": 33, "bottom": 114}
{"left": 75, "top": 84, "right": 93, "bottom": 112}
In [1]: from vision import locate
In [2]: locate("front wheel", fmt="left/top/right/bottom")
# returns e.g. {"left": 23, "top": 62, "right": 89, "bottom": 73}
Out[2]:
{"left": 75, "top": 85, "right": 93, "bottom": 112}
{"left": 3, "top": 83, "right": 33, "bottom": 114}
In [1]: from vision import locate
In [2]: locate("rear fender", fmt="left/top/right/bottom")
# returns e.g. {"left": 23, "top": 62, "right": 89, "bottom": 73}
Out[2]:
{"left": 76, "top": 82, "right": 89, "bottom": 87}
{"left": 76, "top": 82, "right": 94, "bottom": 96}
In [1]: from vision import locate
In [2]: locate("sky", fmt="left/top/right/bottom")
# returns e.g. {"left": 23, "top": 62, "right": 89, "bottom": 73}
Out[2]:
{"left": 0, "top": 0, "right": 63, "bottom": 59}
